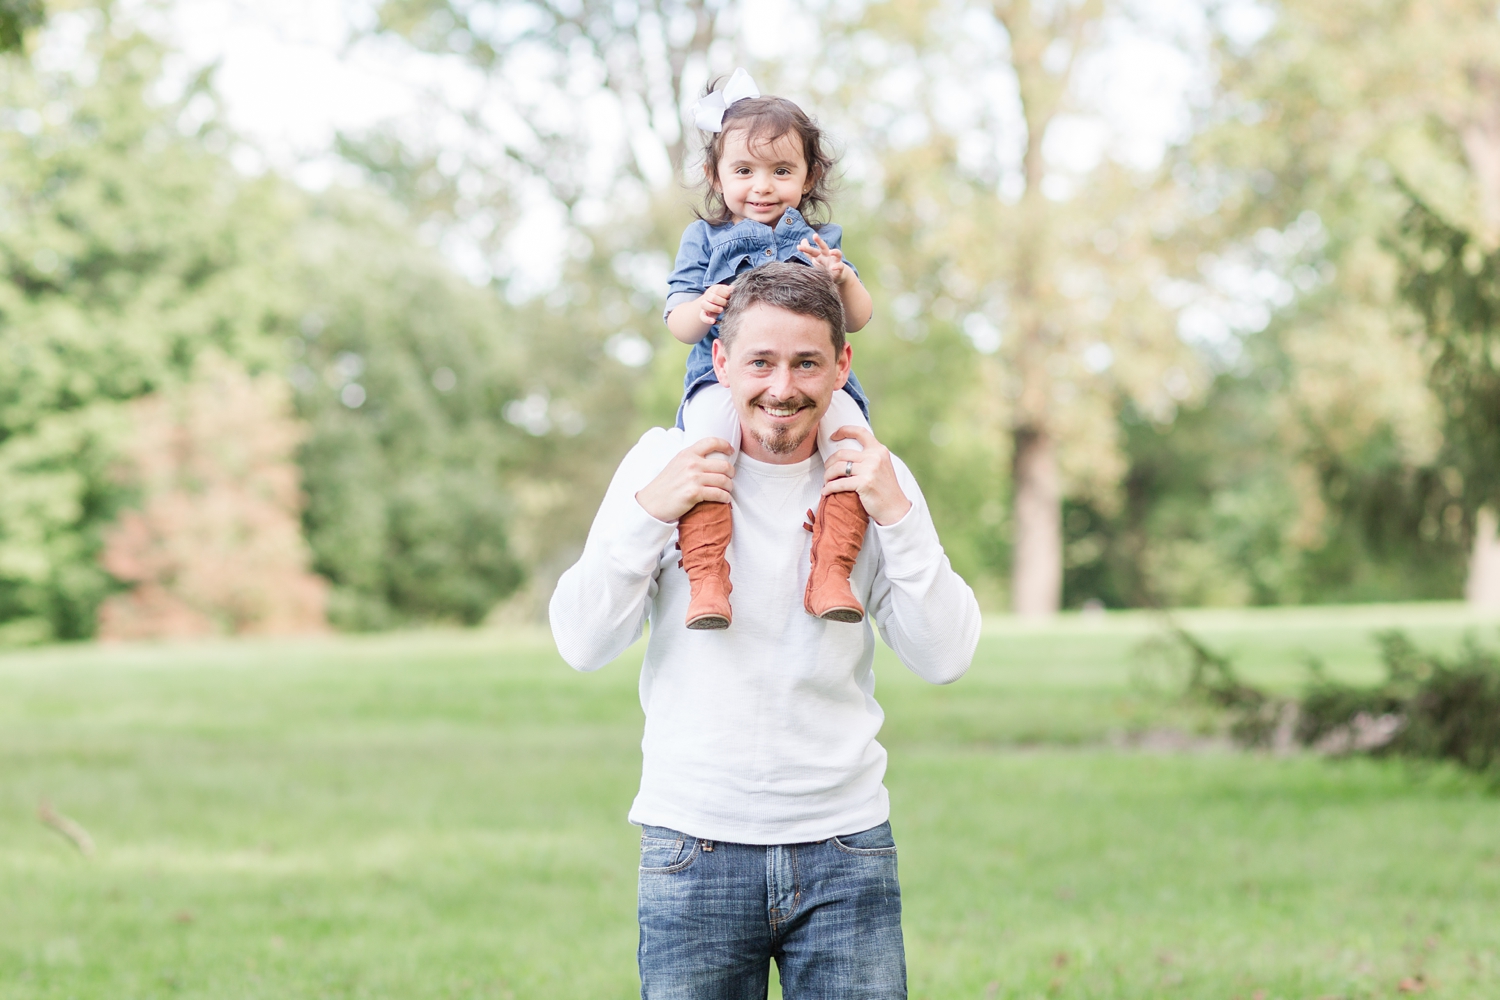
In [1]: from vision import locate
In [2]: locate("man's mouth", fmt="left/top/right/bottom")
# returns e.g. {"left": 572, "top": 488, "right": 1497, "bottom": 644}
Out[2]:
{"left": 753, "top": 395, "right": 812, "bottom": 420}
{"left": 747, "top": 394, "right": 817, "bottom": 454}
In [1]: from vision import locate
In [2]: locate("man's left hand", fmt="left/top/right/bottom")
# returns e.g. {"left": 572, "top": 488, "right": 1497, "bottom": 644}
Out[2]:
{"left": 821, "top": 426, "right": 913, "bottom": 526}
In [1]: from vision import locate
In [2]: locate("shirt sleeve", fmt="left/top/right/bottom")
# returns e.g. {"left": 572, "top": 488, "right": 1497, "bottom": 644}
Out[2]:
{"left": 664, "top": 221, "right": 712, "bottom": 323}
{"left": 815, "top": 223, "right": 859, "bottom": 279}
{"left": 865, "top": 456, "right": 980, "bottom": 685}
{"left": 549, "top": 429, "right": 680, "bottom": 671}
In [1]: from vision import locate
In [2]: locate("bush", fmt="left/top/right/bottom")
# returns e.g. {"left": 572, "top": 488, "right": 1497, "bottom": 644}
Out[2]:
{"left": 1159, "top": 626, "right": 1500, "bottom": 778}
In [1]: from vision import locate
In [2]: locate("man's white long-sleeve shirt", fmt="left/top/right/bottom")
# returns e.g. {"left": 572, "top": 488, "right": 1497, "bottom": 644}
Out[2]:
{"left": 549, "top": 427, "right": 981, "bottom": 845}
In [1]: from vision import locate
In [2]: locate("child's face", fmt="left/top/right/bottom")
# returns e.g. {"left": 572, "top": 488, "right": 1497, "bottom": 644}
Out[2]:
{"left": 712, "top": 128, "right": 812, "bottom": 227}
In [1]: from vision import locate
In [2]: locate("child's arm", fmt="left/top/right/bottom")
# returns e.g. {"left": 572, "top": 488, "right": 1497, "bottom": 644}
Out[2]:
{"left": 799, "top": 234, "right": 873, "bottom": 332}
{"left": 835, "top": 269, "right": 873, "bottom": 333}
{"left": 666, "top": 284, "right": 735, "bottom": 345}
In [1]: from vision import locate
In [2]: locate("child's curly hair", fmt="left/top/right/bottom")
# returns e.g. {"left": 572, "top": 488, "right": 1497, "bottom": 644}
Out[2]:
{"left": 697, "top": 92, "right": 836, "bottom": 227}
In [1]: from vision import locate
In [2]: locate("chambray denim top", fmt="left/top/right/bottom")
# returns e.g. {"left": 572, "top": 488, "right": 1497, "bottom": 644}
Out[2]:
{"left": 665, "top": 208, "right": 870, "bottom": 428}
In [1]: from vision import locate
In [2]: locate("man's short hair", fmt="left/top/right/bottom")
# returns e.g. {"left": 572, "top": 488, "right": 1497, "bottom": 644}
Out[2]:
{"left": 717, "top": 263, "right": 846, "bottom": 356}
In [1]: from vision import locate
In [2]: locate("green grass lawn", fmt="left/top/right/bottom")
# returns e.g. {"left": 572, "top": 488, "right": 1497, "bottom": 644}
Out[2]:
{"left": 3, "top": 604, "right": 1499, "bottom": 999}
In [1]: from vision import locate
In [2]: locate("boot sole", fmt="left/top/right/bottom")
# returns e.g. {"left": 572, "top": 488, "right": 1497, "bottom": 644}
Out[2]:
{"left": 817, "top": 607, "right": 864, "bottom": 624}
{"left": 687, "top": 614, "right": 730, "bottom": 630}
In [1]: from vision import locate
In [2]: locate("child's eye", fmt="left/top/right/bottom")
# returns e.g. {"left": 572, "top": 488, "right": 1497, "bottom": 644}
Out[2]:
{"left": 776, "top": 168, "right": 790, "bottom": 176}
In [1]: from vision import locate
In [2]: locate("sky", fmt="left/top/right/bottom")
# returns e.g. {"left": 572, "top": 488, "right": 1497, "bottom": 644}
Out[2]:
{"left": 166, "top": 0, "right": 423, "bottom": 188}
{"left": 157, "top": 0, "right": 1217, "bottom": 295}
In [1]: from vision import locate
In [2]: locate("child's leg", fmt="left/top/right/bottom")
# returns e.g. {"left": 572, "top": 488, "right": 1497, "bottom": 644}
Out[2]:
{"left": 816, "top": 388, "right": 869, "bottom": 462}
{"left": 676, "top": 383, "right": 739, "bottom": 630}
{"left": 805, "top": 387, "right": 873, "bottom": 623}
{"left": 681, "top": 383, "right": 742, "bottom": 463}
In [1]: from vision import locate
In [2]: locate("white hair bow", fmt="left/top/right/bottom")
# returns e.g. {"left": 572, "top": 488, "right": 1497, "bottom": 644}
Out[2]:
{"left": 691, "top": 68, "right": 761, "bottom": 132}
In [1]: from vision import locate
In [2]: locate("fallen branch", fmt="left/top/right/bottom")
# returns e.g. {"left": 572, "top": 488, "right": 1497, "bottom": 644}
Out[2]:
{"left": 38, "top": 799, "right": 95, "bottom": 857}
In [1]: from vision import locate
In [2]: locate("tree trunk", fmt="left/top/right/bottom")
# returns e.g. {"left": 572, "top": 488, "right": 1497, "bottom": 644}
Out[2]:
{"left": 991, "top": 0, "right": 1098, "bottom": 618}
{"left": 1466, "top": 507, "right": 1500, "bottom": 612}
{"left": 1459, "top": 67, "right": 1500, "bottom": 246}
{"left": 1011, "top": 426, "right": 1062, "bottom": 616}
{"left": 1458, "top": 72, "right": 1500, "bottom": 610}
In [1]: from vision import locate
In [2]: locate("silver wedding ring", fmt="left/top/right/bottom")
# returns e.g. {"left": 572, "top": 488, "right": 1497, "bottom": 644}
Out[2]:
{"left": 844, "top": 461, "right": 854, "bottom": 478}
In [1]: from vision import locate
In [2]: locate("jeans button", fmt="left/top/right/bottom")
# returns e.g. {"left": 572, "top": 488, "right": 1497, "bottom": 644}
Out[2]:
{"left": 764, "top": 248, "right": 773, "bottom": 256}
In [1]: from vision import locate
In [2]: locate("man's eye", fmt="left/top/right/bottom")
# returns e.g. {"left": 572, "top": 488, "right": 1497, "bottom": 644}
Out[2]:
{"left": 752, "top": 360, "right": 767, "bottom": 368}
{"left": 799, "top": 360, "right": 815, "bottom": 369}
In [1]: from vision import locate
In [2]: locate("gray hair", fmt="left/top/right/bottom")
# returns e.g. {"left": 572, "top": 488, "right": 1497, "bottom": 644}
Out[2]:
{"left": 717, "top": 263, "right": 846, "bottom": 356}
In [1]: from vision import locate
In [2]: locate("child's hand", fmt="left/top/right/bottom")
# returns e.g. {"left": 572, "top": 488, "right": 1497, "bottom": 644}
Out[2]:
{"left": 798, "top": 235, "right": 849, "bottom": 284}
{"left": 698, "top": 284, "right": 734, "bottom": 326}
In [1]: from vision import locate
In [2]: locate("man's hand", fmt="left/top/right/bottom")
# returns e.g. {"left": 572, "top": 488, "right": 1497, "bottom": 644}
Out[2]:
{"left": 797, "top": 234, "right": 850, "bottom": 285}
{"left": 636, "top": 437, "right": 735, "bottom": 522}
{"left": 820, "top": 426, "right": 912, "bottom": 526}
{"left": 697, "top": 284, "right": 735, "bottom": 326}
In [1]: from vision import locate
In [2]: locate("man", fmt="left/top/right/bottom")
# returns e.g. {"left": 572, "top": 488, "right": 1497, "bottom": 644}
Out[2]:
{"left": 550, "top": 263, "right": 981, "bottom": 998}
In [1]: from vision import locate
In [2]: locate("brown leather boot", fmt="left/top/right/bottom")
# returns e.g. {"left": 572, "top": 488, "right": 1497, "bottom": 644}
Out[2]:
{"left": 677, "top": 500, "right": 733, "bottom": 630}
{"left": 803, "top": 491, "right": 870, "bottom": 623}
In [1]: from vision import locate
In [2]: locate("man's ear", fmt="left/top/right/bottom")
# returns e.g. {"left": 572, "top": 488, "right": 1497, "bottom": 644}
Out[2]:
{"left": 834, "top": 341, "right": 851, "bottom": 391}
{"left": 712, "top": 337, "right": 730, "bottom": 382}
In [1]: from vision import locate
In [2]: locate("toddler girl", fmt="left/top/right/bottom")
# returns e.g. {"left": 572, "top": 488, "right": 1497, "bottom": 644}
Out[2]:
{"left": 665, "top": 69, "right": 875, "bottom": 631}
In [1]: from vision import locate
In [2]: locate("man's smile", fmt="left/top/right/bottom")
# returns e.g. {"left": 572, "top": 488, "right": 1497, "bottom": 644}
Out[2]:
{"left": 754, "top": 396, "right": 812, "bottom": 422}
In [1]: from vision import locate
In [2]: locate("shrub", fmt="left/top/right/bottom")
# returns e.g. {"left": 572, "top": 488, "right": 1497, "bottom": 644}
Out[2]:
{"left": 1157, "top": 625, "right": 1500, "bottom": 778}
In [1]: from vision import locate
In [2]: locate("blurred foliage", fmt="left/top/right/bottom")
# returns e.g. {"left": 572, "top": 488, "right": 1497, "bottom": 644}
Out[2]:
{"left": 97, "top": 356, "right": 329, "bottom": 639}
{"left": 1003, "top": 0, "right": 1500, "bottom": 610}
{"left": 1399, "top": 197, "right": 1500, "bottom": 511}
{"left": 0, "top": 10, "right": 292, "bottom": 644}
{"left": 280, "top": 193, "right": 528, "bottom": 629}
{"left": 12, "top": 0, "right": 1500, "bottom": 645}
{"left": 0, "top": 5, "right": 542, "bottom": 642}
{"left": 1158, "top": 625, "right": 1500, "bottom": 779}
{"left": 0, "top": 0, "right": 43, "bottom": 53}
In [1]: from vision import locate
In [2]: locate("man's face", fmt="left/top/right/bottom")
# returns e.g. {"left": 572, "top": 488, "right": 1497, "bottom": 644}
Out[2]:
{"left": 712, "top": 302, "right": 850, "bottom": 461}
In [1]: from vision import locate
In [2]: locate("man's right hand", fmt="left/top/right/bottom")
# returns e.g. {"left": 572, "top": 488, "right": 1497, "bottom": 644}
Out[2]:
{"left": 635, "top": 437, "right": 735, "bottom": 522}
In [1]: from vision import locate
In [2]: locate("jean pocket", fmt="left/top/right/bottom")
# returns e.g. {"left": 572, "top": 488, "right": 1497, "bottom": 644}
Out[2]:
{"left": 831, "top": 821, "right": 898, "bottom": 857}
{"left": 639, "top": 830, "right": 701, "bottom": 873}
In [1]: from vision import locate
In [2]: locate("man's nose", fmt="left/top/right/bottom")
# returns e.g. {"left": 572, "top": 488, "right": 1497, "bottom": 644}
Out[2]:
{"left": 767, "top": 364, "right": 796, "bottom": 398}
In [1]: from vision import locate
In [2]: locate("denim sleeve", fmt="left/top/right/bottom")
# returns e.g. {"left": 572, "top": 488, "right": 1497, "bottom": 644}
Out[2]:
{"left": 664, "top": 221, "right": 712, "bottom": 323}
{"left": 816, "top": 223, "right": 859, "bottom": 279}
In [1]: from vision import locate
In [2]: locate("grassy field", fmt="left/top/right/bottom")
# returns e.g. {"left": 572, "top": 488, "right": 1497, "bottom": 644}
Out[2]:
{"left": 3, "top": 604, "right": 1500, "bottom": 999}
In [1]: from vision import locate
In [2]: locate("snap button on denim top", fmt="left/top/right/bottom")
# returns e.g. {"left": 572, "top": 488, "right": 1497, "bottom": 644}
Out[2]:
{"left": 665, "top": 207, "right": 871, "bottom": 428}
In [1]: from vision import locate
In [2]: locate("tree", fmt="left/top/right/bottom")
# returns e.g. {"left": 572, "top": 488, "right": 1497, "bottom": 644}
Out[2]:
{"left": 371, "top": 0, "right": 734, "bottom": 189}
{"left": 284, "top": 192, "right": 530, "bottom": 628}
{"left": 826, "top": 0, "right": 1202, "bottom": 614}
{"left": 0, "top": 0, "right": 43, "bottom": 53}
{"left": 97, "top": 357, "right": 327, "bottom": 639}
{"left": 0, "top": 7, "right": 297, "bottom": 644}
{"left": 1187, "top": 0, "right": 1500, "bottom": 607}
{"left": 0, "top": 6, "right": 534, "bottom": 642}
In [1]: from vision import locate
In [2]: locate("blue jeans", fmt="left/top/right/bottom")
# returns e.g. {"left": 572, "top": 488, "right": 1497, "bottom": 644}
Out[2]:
{"left": 637, "top": 822, "right": 907, "bottom": 999}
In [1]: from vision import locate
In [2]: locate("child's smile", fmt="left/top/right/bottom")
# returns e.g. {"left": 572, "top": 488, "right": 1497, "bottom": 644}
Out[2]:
{"left": 713, "top": 129, "right": 813, "bottom": 228}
